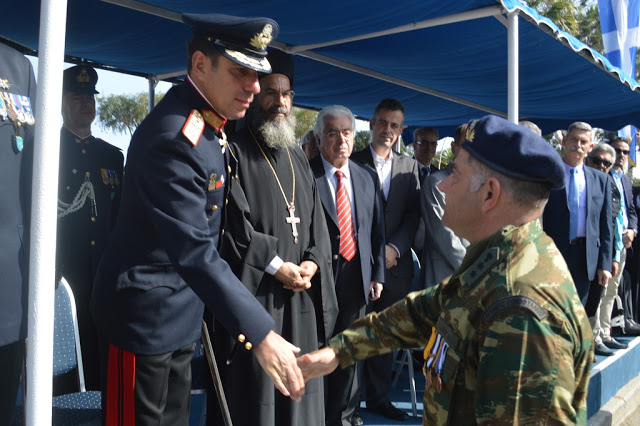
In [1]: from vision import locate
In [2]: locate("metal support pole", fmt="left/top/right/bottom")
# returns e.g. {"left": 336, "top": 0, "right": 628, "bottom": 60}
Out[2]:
{"left": 27, "top": 0, "right": 68, "bottom": 424}
{"left": 148, "top": 76, "right": 158, "bottom": 112}
{"left": 507, "top": 11, "right": 519, "bottom": 123}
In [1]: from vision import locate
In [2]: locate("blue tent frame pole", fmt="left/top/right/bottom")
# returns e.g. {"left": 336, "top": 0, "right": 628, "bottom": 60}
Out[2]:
{"left": 27, "top": 0, "right": 68, "bottom": 424}
{"left": 507, "top": 11, "right": 519, "bottom": 123}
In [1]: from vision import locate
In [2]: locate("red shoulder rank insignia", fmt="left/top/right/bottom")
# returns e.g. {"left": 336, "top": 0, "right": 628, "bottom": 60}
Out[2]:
{"left": 182, "top": 110, "right": 205, "bottom": 146}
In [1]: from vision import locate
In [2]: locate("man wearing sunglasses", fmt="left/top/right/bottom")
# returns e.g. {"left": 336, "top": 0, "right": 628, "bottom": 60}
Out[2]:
{"left": 584, "top": 144, "right": 629, "bottom": 355}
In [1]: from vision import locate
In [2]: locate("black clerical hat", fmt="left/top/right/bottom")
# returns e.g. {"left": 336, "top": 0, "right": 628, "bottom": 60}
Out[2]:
{"left": 63, "top": 65, "right": 99, "bottom": 94}
{"left": 261, "top": 50, "right": 294, "bottom": 87}
{"left": 182, "top": 13, "right": 279, "bottom": 73}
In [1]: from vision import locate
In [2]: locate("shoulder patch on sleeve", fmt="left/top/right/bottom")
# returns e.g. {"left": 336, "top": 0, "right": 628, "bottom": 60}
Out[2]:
{"left": 482, "top": 296, "right": 549, "bottom": 323}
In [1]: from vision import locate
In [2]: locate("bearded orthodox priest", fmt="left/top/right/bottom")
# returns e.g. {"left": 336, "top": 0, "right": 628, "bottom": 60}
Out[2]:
{"left": 210, "top": 50, "right": 338, "bottom": 426}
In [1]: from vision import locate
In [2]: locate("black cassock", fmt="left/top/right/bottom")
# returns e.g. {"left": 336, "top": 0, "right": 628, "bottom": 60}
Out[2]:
{"left": 213, "top": 127, "right": 338, "bottom": 426}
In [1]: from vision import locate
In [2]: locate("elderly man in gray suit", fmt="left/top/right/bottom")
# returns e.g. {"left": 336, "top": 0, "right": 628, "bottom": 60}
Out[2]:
{"left": 419, "top": 123, "right": 470, "bottom": 288}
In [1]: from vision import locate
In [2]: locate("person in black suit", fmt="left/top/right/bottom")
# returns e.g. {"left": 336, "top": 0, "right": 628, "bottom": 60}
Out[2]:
{"left": 0, "top": 41, "right": 35, "bottom": 426}
{"left": 542, "top": 122, "right": 612, "bottom": 313}
{"left": 310, "top": 105, "right": 385, "bottom": 426}
{"left": 55, "top": 65, "right": 124, "bottom": 392}
{"left": 351, "top": 98, "right": 420, "bottom": 421}
{"left": 90, "top": 15, "right": 306, "bottom": 425}
{"left": 412, "top": 126, "right": 440, "bottom": 183}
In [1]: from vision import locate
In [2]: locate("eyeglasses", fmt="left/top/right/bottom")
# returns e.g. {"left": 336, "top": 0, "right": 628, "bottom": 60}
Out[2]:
{"left": 588, "top": 156, "right": 613, "bottom": 168}
{"left": 415, "top": 140, "right": 438, "bottom": 147}
{"left": 263, "top": 88, "right": 295, "bottom": 101}
{"left": 614, "top": 148, "right": 630, "bottom": 155}
{"left": 324, "top": 129, "right": 353, "bottom": 140}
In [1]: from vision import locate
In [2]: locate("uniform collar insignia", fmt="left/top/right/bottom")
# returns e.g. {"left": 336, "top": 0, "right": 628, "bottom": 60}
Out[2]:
{"left": 202, "top": 109, "right": 227, "bottom": 131}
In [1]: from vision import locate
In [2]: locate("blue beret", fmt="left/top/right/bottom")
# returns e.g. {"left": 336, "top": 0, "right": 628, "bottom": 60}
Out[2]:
{"left": 182, "top": 13, "right": 279, "bottom": 73}
{"left": 63, "top": 65, "right": 98, "bottom": 94}
{"left": 462, "top": 115, "right": 565, "bottom": 190}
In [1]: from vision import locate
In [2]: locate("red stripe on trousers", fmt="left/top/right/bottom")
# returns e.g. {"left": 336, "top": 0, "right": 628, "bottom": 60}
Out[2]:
{"left": 106, "top": 344, "right": 135, "bottom": 425}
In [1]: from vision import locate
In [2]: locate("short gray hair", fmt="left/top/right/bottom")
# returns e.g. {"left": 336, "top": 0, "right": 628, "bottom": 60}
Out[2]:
{"left": 518, "top": 120, "right": 541, "bottom": 136}
{"left": 466, "top": 154, "right": 551, "bottom": 210}
{"left": 314, "top": 105, "right": 356, "bottom": 140}
{"left": 567, "top": 121, "right": 592, "bottom": 136}
{"left": 301, "top": 130, "right": 316, "bottom": 146}
{"left": 591, "top": 142, "right": 616, "bottom": 158}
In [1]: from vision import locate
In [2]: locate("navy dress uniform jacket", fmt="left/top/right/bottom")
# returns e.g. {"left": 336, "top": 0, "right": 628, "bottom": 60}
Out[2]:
{"left": 91, "top": 81, "right": 274, "bottom": 355}
{"left": 0, "top": 43, "right": 35, "bottom": 346}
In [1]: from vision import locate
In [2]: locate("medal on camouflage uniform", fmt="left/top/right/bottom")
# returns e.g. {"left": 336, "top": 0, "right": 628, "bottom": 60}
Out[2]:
{"left": 423, "top": 326, "right": 449, "bottom": 393}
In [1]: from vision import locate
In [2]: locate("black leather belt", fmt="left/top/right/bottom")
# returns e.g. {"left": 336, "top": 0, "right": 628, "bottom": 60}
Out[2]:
{"left": 569, "top": 237, "right": 586, "bottom": 245}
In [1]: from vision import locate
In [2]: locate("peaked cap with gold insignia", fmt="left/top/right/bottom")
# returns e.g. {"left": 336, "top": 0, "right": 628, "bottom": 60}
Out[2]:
{"left": 182, "top": 13, "right": 279, "bottom": 73}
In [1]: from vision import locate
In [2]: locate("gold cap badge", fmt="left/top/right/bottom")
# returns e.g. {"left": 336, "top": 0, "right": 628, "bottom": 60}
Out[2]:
{"left": 250, "top": 24, "right": 273, "bottom": 50}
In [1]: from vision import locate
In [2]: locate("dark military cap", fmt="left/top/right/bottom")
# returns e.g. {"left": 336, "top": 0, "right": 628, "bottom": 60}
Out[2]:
{"left": 182, "top": 13, "right": 279, "bottom": 73}
{"left": 260, "top": 50, "right": 294, "bottom": 87}
{"left": 462, "top": 115, "right": 565, "bottom": 190}
{"left": 63, "top": 65, "right": 99, "bottom": 94}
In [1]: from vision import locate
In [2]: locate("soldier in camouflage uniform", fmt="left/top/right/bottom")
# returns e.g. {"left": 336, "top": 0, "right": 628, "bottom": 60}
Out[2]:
{"left": 299, "top": 115, "right": 594, "bottom": 425}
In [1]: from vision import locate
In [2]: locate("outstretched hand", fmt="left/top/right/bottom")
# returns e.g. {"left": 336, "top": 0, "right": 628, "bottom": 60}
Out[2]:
{"left": 296, "top": 346, "right": 340, "bottom": 382}
{"left": 253, "top": 330, "right": 305, "bottom": 401}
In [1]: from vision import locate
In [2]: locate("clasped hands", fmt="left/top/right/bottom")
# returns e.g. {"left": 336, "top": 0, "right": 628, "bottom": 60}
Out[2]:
{"left": 274, "top": 260, "right": 317, "bottom": 292}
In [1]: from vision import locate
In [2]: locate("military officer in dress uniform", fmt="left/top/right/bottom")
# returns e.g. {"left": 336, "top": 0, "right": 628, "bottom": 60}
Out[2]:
{"left": 0, "top": 41, "right": 35, "bottom": 426}
{"left": 299, "top": 115, "right": 595, "bottom": 425}
{"left": 90, "top": 14, "right": 306, "bottom": 425}
{"left": 55, "top": 65, "right": 124, "bottom": 392}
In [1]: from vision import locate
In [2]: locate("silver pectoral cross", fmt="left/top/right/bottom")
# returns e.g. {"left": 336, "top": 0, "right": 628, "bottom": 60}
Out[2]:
{"left": 285, "top": 203, "right": 300, "bottom": 244}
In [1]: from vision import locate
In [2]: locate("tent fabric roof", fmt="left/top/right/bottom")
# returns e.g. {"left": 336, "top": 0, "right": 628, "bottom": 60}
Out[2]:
{"left": 5, "top": 0, "right": 640, "bottom": 136}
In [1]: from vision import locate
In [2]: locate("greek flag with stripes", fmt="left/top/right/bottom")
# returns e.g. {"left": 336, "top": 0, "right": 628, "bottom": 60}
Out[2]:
{"left": 598, "top": 0, "right": 640, "bottom": 77}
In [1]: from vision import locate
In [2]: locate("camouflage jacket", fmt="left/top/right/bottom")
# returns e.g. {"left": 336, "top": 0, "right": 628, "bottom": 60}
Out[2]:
{"left": 330, "top": 219, "right": 594, "bottom": 425}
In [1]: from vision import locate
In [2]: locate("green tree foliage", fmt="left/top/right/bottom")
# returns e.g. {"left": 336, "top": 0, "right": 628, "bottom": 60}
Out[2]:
{"left": 525, "top": 0, "right": 639, "bottom": 79}
{"left": 434, "top": 148, "right": 454, "bottom": 168}
{"left": 97, "top": 92, "right": 164, "bottom": 136}
{"left": 293, "top": 107, "right": 318, "bottom": 140}
{"left": 354, "top": 130, "right": 370, "bottom": 152}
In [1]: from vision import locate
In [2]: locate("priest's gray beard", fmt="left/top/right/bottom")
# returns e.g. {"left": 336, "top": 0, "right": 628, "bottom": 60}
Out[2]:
{"left": 249, "top": 105, "right": 298, "bottom": 150}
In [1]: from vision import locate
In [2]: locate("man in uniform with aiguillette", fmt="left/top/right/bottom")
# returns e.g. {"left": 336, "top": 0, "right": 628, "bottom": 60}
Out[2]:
{"left": 299, "top": 115, "right": 594, "bottom": 425}
{"left": 57, "top": 65, "right": 124, "bottom": 391}
{"left": 91, "top": 14, "right": 306, "bottom": 425}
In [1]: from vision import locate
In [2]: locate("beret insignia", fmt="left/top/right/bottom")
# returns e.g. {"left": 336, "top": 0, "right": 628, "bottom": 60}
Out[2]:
{"left": 466, "top": 120, "right": 477, "bottom": 143}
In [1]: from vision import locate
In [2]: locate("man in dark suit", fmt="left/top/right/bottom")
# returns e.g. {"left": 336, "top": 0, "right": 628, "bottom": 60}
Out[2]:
{"left": 542, "top": 122, "right": 612, "bottom": 310}
{"left": 598, "top": 136, "right": 639, "bottom": 339}
{"left": 351, "top": 98, "right": 420, "bottom": 421}
{"left": 0, "top": 41, "right": 35, "bottom": 426}
{"left": 412, "top": 126, "right": 440, "bottom": 183}
{"left": 90, "top": 15, "right": 306, "bottom": 425}
{"left": 310, "top": 105, "right": 385, "bottom": 426}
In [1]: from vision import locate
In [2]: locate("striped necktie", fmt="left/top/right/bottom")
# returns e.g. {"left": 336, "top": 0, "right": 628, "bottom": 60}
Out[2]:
{"left": 335, "top": 170, "right": 356, "bottom": 261}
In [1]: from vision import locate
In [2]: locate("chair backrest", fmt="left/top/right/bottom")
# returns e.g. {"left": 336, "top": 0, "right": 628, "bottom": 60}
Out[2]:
{"left": 53, "top": 278, "right": 87, "bottom": 392}
{"left": 409, "top": 249, "right": 421, "bottom": 292}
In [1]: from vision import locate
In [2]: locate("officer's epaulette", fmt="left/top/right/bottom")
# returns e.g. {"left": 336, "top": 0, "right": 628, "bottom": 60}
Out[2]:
{"left": 460, "top": 247, "right": 500, "bottom": 287}
{"left": 482, "top": 296, "right": 549, "bottom": 323}
{"left": 95, "top": 138, "right": 123, "bottom": 151}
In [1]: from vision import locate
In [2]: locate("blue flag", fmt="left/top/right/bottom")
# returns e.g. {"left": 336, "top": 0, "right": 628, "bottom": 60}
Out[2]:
{"left": 618, "top": 125, "right": 637, "bottom": 167}
{"left": 598, "top": 0, "right": 640, "bottom": 77}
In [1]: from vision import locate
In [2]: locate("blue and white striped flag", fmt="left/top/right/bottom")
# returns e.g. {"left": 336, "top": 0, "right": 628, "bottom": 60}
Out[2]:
{"left": 598, "top": 0, "right": 640, "bottom": 77}
{"left": 618, "top": 125, "right": 637, "bottom": 166}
